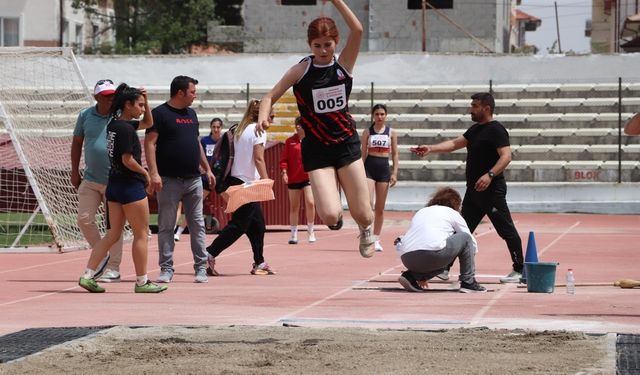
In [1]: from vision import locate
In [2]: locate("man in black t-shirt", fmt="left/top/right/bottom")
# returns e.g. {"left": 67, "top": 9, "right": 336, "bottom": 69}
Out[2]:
{"left": 411, "top": 92, "right": 524, "bottom": 284}
{"left": 144, "top": 75, "right": 215, "bottom": 284}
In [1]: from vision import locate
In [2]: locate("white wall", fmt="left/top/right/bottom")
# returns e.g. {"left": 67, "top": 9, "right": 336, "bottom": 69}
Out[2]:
{"left": 23, "top": 0, "right": 59, "bottom": 42}
{"left": 77, "top": 53, "right": 640, "bottom": 88}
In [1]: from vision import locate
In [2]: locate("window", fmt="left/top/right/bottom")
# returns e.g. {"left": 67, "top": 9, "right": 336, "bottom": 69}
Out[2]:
{"left": 75, "top": 24, "right": 83, "bottom": 50}
{"left": 92, "top": 24, "right": 99, "bottom": 49}
{"left": 62, "top": 20, "right": 69, "bottom": 46}
{"left": 1, "top": 17, "right": 20, "bottom": 46}
{"left": 282, "top": 0, "right": 317, "bottom": 5}
{"left": 407, "top": 0, "right": 453, "bottom": 9}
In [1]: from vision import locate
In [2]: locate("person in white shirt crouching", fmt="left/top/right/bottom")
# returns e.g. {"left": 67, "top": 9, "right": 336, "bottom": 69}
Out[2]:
{"left": 395, "top": 187, "right": 486, "bottom": 293}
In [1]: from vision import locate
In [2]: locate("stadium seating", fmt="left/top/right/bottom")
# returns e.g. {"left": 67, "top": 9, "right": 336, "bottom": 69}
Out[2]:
{"left": 4, "top": 82, "right": 638, "bottom": 185}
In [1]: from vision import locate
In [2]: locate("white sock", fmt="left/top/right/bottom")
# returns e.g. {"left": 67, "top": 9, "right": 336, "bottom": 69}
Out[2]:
{"left": 307, "top": 223, "right": 314, "bottom": 234}
{"left": 82, "top": 268, "right": 96, "bottom": 279}
{"left": 136, "top": 275, "right": 148, "bottom": 286}
{"left": 291, "top": 226, "right": 298, "bottom": 238}
{"left": 176, "top": 226, "right": 185, "bottom": 236}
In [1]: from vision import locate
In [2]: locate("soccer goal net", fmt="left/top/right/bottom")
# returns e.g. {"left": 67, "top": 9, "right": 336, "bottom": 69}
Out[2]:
{"left": 0, "top": 47, "right": 105, "bottom": 252}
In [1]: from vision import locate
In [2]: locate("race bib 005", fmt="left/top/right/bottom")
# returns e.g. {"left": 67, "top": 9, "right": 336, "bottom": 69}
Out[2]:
{"left": 312, "top": 84, "right": 347, "bottom": 114}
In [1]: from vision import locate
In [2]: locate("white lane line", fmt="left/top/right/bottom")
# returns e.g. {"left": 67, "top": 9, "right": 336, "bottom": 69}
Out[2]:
{"left": 537, "top": 221, "right": 581, "bottom": 257}
{"left": 277, "top": 235, "right": 511, "bottom": 325}
{"left": 470, "top": 220, "right": 581, "bottom": 325}
{"left": 0, "top": 256, "right": 85, "bottom": 275}
{"left": 0, "top": 285, "right": 81, "bottom": 307}
{"left": 272, "top": 265, "right": 399, "bottom": 325}
{"left": 0, "top": 249, "right": 254, "bottom": 307}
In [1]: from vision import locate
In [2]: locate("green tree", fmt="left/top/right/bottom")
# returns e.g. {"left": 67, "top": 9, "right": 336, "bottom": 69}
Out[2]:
{"left": 72, "top": 0, "right": 217, "bottom": 54}
{"left": 143, "top": 0, "right": 216, "bottom": 54}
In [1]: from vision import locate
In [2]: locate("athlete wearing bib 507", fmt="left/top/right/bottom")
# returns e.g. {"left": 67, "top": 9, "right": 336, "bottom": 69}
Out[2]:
{"left": 257, "top": 0, "right": 376, "bottom": 258}
{"left": 361, "top": 104, "right": 399, "bottom": 253}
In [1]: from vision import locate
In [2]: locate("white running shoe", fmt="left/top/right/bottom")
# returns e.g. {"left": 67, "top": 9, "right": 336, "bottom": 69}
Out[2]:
{"left": 374, "top": 240, "right": 383, "bottom": 252}
{"left": 97, "top": 269, "right": 120, "bottom": 283}
{"left": 499, "top": 270, "right": 522, "bottom": 284}
{"left": 308, "top": 232, "right": 316, "bottom": 243}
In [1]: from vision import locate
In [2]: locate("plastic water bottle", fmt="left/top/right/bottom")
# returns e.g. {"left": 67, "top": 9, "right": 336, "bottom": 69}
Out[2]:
{"left": 566, "top": 269, "right": 575, "bottom": 295}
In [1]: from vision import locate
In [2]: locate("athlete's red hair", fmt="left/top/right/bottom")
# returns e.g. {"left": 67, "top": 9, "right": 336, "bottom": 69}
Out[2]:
{"left": 307, "top": 17, "right": 339, "bottom": 45}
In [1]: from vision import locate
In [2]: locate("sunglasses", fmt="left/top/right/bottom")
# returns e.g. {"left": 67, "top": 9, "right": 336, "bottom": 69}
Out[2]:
{"left": 96, "top": 79, "right": 113, "bottom": 85}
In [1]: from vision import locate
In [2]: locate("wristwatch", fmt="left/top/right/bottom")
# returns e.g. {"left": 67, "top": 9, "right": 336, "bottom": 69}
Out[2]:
{"left": 488, "top": 170, "right": 496, "bottom": 179}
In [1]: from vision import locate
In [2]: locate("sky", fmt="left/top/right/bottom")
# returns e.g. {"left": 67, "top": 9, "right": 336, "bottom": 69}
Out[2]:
{"left": 518, "top": 0, "right": 592, "bottom": 54}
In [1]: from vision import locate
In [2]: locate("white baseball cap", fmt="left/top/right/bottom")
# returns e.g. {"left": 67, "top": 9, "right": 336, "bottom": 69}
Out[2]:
{"left": 94, "top": 79, "right": 116, "bottom": 96}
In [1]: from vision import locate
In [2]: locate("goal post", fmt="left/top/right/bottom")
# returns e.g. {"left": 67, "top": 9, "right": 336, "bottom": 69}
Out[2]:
{"left": 0, "top": 47, "right": 105, "bottom": 252}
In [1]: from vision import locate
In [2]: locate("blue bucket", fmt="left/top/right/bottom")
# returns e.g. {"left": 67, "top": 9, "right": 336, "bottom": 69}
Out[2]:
{"left": 524, "top": 262, "right": 558, "bottom": 293}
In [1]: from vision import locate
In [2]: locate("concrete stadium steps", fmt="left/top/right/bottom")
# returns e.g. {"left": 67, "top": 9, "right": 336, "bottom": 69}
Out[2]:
{"left": 396, "top": 160, "right": 640, "bottom": 183}
{"left": 6, "top": 83, "right": 639, "bottom": 183}
{"left": 348, "top": 97, "right": 640, "bottom": 115}
{"left": 395, "top": 144, "right": 640, "bottom": 161}
{"left": 393, "top": 128, "right": 633, "bottom": 146}
{"left": 385, "top": 181, "right": 640, "bottom": 213}
{"left": 145, "top": 85, "right": 273, "bottom": 102}
{"left": 349, "top": 83, "right": 640, "bottom": 101}
{"left": 350, "top": 112, "right": 635, "bottom": 128}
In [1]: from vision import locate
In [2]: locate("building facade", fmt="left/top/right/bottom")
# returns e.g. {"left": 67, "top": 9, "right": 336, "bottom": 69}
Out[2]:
{"left": 590, "top": 0, "right": 640, "bottom": 53}
{"left": 227, "top": 0, "right": 514, "bottom": 54}
{"left": 0, "top": 0, "right": 114, "bottom": 53}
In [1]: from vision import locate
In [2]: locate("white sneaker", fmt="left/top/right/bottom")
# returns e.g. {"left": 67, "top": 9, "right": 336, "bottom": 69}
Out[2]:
{"left": 436, "top": 270, "right": 450, "bottom": 281}
{"left": 500, "top": 270, "right": 522, "bottom": 284}
{"left": 194, "top": 268, "right": 208, "bottom": 283}
{"left": 288, "top": 236, "right": 298, "bottom": 245}
{"left": 308, "top": 232, "right": 316, "bottom": 243}
{"left": 174, "top": 233, "right": 180, "bottom": 242}
{"left": 374, "top": 240, "right": 383, "bottom": 252}
{"left": 358, "top": 226, "right": 376, "bottom": 258}
{"left": 97, "top": 269, "right": 121, "bottom": 283}
{"left": 157, "top": 269, "right": 173, "bottom": 283}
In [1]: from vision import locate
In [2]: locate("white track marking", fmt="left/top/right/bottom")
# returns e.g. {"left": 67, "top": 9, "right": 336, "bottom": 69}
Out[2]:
{"left": 470, "top": 221, "right": 581, "bottom": 325}
{"left": 273, "top": 265, "right": 399, "bottom": 325}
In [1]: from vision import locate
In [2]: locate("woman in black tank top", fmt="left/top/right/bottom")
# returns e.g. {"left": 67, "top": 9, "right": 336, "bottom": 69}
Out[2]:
{"left": 256, "top": 0, "right": 377, "bottom": 258}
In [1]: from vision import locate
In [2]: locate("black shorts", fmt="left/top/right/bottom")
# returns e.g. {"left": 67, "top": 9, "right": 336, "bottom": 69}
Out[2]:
{"left": 364, "top": 155, "right": 391, "bottom": 183}
{"left": 301, "top": 132, "right": 361, "bottom": 172}
{"left": 288, "top": 180, "right": 310, "bottom": 190}
{"left": 106, "top": 179, "right": 146, "bottom": 205}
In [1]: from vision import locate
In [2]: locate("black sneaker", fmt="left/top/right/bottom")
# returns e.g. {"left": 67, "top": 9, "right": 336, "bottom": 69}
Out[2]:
{"left": 459, "top": 280, "right": 487, "bottom": 293}
{"left": 327, "top": 216, "right": 343, "bottom": 230}
{"left": 206, "top": 217, "right": 220, "bottom": 234}
{"left": 398, "top": 271, "right": 424, "bottom": 292}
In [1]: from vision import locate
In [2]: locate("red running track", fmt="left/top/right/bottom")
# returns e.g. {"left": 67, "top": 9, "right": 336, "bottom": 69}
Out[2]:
{"left": 1, "top": 212, "right": 639, "bottom": 336}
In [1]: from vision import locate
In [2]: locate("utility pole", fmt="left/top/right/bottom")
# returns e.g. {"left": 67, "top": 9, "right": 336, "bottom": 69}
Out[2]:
{"left": 421, "top": 0, "right": 427, "bottom": 52}
{"left": 554, "top": 1, "right": 562, "bottom": 53}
